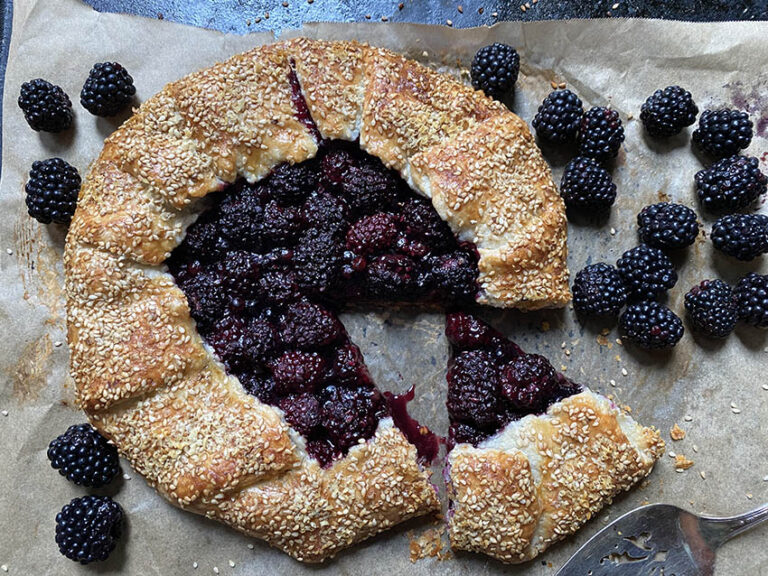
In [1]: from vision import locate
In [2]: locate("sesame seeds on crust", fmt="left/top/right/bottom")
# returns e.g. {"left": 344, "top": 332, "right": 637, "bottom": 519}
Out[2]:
{"left": 212, "top": 420, "right": 439, "bottom": 563}
{"left": 447, "top": 390, "right": 664, "bottom": 563}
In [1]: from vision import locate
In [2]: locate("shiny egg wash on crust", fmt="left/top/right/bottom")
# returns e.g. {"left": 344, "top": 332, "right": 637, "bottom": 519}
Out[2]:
{"left": 64, "top": 38, "right": 662, "bottom": 563}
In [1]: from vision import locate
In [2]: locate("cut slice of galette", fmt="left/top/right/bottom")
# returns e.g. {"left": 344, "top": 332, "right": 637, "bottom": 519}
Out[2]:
{"left": 62, "top": 37, "right": 646, "bottom": 564}
{"left": 443, "top": 312, "right": 664, "bottom": 563}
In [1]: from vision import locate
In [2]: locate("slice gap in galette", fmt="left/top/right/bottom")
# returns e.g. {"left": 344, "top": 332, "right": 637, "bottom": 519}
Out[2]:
{"left": 443, "top": 312, "right": 664, "bottom": 563}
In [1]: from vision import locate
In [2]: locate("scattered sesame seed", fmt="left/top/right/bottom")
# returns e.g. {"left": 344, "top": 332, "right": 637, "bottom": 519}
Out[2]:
{"left": 254, "top": 16, "right": 261, "bottom": 22}
{"left": 213, "top": 568, "right": 219, "bottom": 575}
{"left": 621, "top": 368, "right": 628, "bottom": 377}
{"left": 247, "top": 543, "right": 254, "bottom": 550}
{"left": 520, "top": 4, "right": 526, "bottom": 11}
{"left": 747, "top": 493, "right": 754, "bottom": 500}
{"left": 564, "top": 349, "right": 571, "bottom": 357}
{"left": 615, "top": 338, "right": 623, "bottom": 346}
{"left": 692, "top": 444, "right": 698, "bottom": 453}
{"left": 610, "top": 227, "right": 617, "bottom": 235}
{"left": 762, "top": 383, "right": 768, "bottom": 391}
{"left": 228, "top": 560, "right": 235, "bottom": 567}
{"left": 123, "top": 473, "right": 132, "bottom": 480}
{"left": 446, "top": 19, "right": 453, "bottom": 26}
{"left": 561, "top": 342, "right": 567, "bottom": 349}
{"left": 491, "top": 11, "right": 498, "bottom": 17}
{"left": 700, "top": 471, "right": 706, "bottom": 479}
{"left": 457, "top": 4, "right": 463, "bottom": 12}
{"left": 558, "top": 82, "right": 566, "bottom": 89}
{"left": 5, "top": 249, "right": 12, "bottom": 255}
{"left": 609, "top": 379, "right": 616, "bottom": 387}
{"left": 282, "top": 1, "right": 288, "bottom": 6}
{"left": 669, "top": 451, "right": 676, "bottom": 458}
{"left": 1, "top": 566, "right": 7, "bottom": 573}
{"left": 365, "top": 13, "right": 371, "bottom": 18}
{"left": 684, "top": 415, "right": 693, "bottom": 422}
{"left": 54, "top": 341, "right": 62, "bottom": 347}
{"left": 1, "top": 410, "right": 7, "bottom": 417}
{"left": 730, "top": 402, "right": 738, "bottom": 409}
{"left": 762, "top": 475, "right": 768, "bottom": 482}
{"left": 731, "top": 407, "right": 741, "bottom": 414}
{"left": 193, "top": 562, "right": 198, "bottom": 569}
{"left": 381, "top": 15, "right": 389, "bottom": 21}
{"left": 612, "top": 2, "right": 619, "bottom": 8}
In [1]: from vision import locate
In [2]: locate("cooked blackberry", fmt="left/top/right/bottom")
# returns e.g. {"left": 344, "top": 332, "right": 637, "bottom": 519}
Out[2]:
{"left": 279, "top": 301, "right": 344, "bottom": 350}
{"left": 340, "top": 161, "right": 401, "bottom": 215}
{"left": 684, "top": 279, "right": 737, "bottom": 338}
{"left": 445, "top": 311, "right": 522, "bottom": 359}
{"left": 560, "top": 156, "right": 617, "bottom": 211}
{"left": 24, "top": 158, "right": 81, "bottom": 225}
{"left": 47, "top": 424, "right": 119, "bottom": 487}
{"left": 398, "top": 197, "right": 454, "bottom": 252}
{"left": 640, "top": 85, "right": 698, "bottom": 137}
{"left": 321, "top": 385, "right": 386, "bottom": 451}
{"left": 424, "top": 249, "right": 479, "bottom": 301}
{"left": 500, "top": 354, "right": 558, "bottom": 411}
{"left": 267, "top": 160, "right": 318, "bottom": 204}
{"left": 18, "top": 78, "right": 73, "bottom": 132}
{"left": 55, "top": 496, "right": 123, "bottom": 564}
{"left": 620, "top": 301, "right": 684, "bottom": 349}
{"left": 279, "top": 393, "right": 322, "bottom": 436}
{"left": 692, "top": 108, "right": 753, "bottom": 158}
{"left": 365, "top": 254, "right": 418, "bottom": 299}
{"left": 734, "top": 273, "right": 768, "bottom": 328}
{"left": 269, "top": 350, "right": 327, "bottom": 394}
{"left": 331, "top": 343, "right": 372, "bottom": 388}
{"left": 80, "top": 62, "right": 136, "bottom": 116}
{"left": 695, "top": 155, "right": 767, "bottom": 213}
{"left": 239, "top": 373, "right": 279, "bottom": 404}
{"left": 572, "top": 263, "right": 627, "bottom": 317}
{"left": 293, "top": 228, "right": 344, "bottom": 295}
{"left": 578, "top": 107, "right": 625, "bottom": 160}
{"left": 446, "top": 350, "right": 502, "bottom": 427}
{"left": 346, "top": 212, "right": 398, "bottom": 255}
{"left": 617, "top": 245, "right": 678, "bottom": 300}
{"left": 532, "top": 89, "right": 583, "bottom": 143}
{"left": 470, "top": 43, "right": 520, "bottom": 100}
{"left": 637, "top": 202, "right": 699, "bottom": 250}
{"left": 711, "top": 214, "right": 768, "bottom": 261}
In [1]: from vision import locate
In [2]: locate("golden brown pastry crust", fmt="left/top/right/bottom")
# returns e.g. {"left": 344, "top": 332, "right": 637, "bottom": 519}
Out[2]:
{"left": 64, "top": 38, "right": 573, "bottom": 562}
{"left": 446, "top": 390, "right": 665, "bottom": 563}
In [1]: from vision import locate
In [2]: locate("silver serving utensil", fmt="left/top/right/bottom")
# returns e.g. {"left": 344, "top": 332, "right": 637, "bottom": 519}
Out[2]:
{"left": 555, "top": 503, "right": 768, "bottom": 575}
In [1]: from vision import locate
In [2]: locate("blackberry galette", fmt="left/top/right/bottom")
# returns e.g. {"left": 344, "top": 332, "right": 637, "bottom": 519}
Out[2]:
{"left": 64, "top": 38, "right": 659, "bottom": 563}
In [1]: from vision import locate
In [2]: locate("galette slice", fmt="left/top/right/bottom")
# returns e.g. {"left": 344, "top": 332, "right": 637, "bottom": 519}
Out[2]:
{"left": 443, "top": 312, "right": 664, "bottom": 563}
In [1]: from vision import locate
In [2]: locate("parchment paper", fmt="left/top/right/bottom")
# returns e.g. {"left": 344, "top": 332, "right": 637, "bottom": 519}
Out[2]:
{"left": 1, "top": 1, "right": 767, "bottom": 574}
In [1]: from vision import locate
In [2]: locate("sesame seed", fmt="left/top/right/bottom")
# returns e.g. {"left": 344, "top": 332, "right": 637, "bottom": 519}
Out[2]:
{"left": 731, "top": 407, "right": 741, "bottom": 414}
{"left": 700, "top": 471, "right": 706, "bottom": 479}
{"left": 610, "top": 227, "right": 616, "bottom": 235}
{"left": 1, "top": 566, "right": 7, "bottom": 572}
{"left": 762, "top": 475, "right": 768, "bottom": 482}
{"left": 123, "top": 473, "right": 132, "bottom": 480}
{"left": 747, "top": 493, "right": 754, "bottom": 500}
{"left": 228, "top": 560, "right": 235, "bottom": 567}
{"left": 684, "top": 415, "right": 693, "bottom": 422}
{"left": 621, "top": 368, "right": 628, "bottom": 377}
{"left": 193, "top": 562, "right": 198, "bottom": 569}
{"left": 446, "top": 19, "right": 453, "bottom": 26}
{"left": 54, "top": 341, "right": 62, "bottom": 347}
{"left": 213, "top": 568, "right": 219, "bottom": 575}
{"left": 609, "top": 380, "right": 616, "bottom": 387}
{"left": 247, "top": 543, "right": 254, "bottom": 550}
{"left": 5, "top": 249, "right": 12, "bottom": 255}
{"left": 762, "top": 383, "right": 768, "bottom": 391}
{"left": 457, "top": 5, "right": 463, "bottom": 12}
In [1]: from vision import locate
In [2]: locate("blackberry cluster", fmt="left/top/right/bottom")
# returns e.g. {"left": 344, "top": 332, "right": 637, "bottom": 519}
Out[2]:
{"left": 692, "top": 108, "right": 753, "bottom": 158}
{"left": 734, "top": 273, "right": 768, "bottom": 328}
{"left": 560, "top": 156, "right": 617, "bottom": 211}
{"left": 24, "top": 158, "right": 81, "bottom": 224}
{"left": 470, "top": 43, "right": 520, "bottom": 100}
{"left": 617, "top": 245, "right": 678, "bottom": 300}
{"left": 640, "top": 85, "right": 698, "bottom": 138}
{"left": 695, "top": 155, "right": 767, "bottom": 213}
{"left": 684, "top": 279, "right": 737, "bottom": 338}
{"left": 572, "top": 263, "right": 627, "bottom": 317}
{"left": 55, "top": 496, "right": 123, "bottom": 564}
{"left": 578, "top": 107, "right": 625, "bottom": 161}
{"left": 620, "top": 301, "right": 684, "bottom": 349}
{"left": 80, "top": 62, "right": 136, "bottom": 117}
{"left": 711, "top": 214, "right": 768, "bottom": 261}
{"left": 47, "top": 424, "right": 119, "bottom": 487}
{"left": 636, "top": 202, "right": 699, "bottom": 250}
{"left": 18, "top": 78, "right": 73, "bottom": 132}
{"left": 500, "top": 354, "right": 558, "bottom": 411}
{"left": 532, "top": 89, "right": 584, "bottom": 143}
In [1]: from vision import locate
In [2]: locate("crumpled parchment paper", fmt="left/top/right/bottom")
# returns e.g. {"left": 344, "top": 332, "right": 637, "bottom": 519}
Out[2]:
{"left": 1, "top": 1, "right": 767, "bottom": 574}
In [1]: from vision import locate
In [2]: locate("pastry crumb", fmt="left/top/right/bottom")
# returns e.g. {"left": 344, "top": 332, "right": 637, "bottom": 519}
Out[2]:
{"left": 408, "top": 527, "right": 447, "bottom": 562}
{"left": 675, "top": 454, "right": 694, "bottom": 470}
{"left": 670, "top": 423, "right": 686, "bottom": 441}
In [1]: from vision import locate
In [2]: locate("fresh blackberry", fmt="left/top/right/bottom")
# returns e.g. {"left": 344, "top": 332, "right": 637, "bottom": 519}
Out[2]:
{"left": 532, "top": 89, "right": 584, "bottom": 144}
{"left": 47, "top": 424, "right": 119, "bottom": 487}
{"left": 617, "top": 245, "right": 678, "bottom": 300}
{"left": 24, "top": 158, "right": 81, "bottom": 224}
{"left": 470, "top": 43, "right": 520, "bottom": 100}
{"left": 734, "top": 273, "right": 768, "bottom": 328}
{"left": 711, "top": 214, "right": 768, "bottom": 261}
{"left": 365, "top": 254, "right": 417, "bottom": 299}
{"left": 695, "top": 155, "right": 767, "bottom": 213}
{"left": 684, "top": 279, "right": 737, "bottom": 338}
{"left": 640, "top": 86, "right": 698, "bottom": 138}
{"left": 18, "top": 79, "right": 73, "bottom": 132}
{"left": 637, "top": 202, "right": 700, "bottom": 250}
{"left": 55, "top": 496, "right": 123, "bottom": 564}
{"left": 578, "top": 107, "right": 625, "bottom": 161}
{"left": 80, "top": 62, "right": 136, "bottom": 116}
{"left": 572, "top": 263, "right": 627, "bottom": 317}
{"left": 620, "top": 301, "right": 684, "bottom": 349}
{"left": 500, "top": 354, "right": 558, "bottom": 411}
{"left": 560, "top": 156, "right": 617, "bottom": 211}
{"left": 692, "top": 108, "right": 753, "bottom": 158}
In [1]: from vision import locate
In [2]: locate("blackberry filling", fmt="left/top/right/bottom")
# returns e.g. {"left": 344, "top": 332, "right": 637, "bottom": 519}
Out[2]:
{"left": 444, "top": 312, "right": 582, "bottom": 450}
{"left": 168, "top": 141, "right": 480, "bottom": 467}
